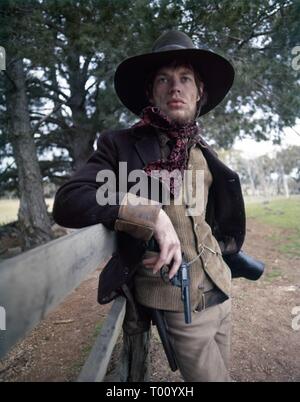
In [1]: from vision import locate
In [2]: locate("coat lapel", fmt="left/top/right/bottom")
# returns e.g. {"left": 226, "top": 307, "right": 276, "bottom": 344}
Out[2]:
{"left": 133, "top": 128, "right": 161, "bottom": 167}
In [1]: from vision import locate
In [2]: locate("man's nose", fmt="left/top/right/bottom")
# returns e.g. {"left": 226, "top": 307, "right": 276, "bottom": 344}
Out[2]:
{"left": 169, "top": 77, "right": 181, "bottom": 94}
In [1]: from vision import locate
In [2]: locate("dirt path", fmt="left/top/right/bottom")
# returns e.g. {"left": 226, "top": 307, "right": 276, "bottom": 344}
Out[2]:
{"left": 0, "top": 218, "right": 299, "bottom": 382}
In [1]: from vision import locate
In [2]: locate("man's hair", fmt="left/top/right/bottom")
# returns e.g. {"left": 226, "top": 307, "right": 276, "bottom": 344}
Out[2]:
{"left": 145, "top": 59, "right": 208, "bottom": 116}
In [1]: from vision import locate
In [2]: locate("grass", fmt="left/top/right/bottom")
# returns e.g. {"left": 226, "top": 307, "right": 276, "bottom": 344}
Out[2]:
{"left": 245, "top": 196, "right": 300, "bottom": 257}
{"left": 264, "top": 266, "right": 282, "bottom": 282}
{"left": 0, "top": 198, "right": 54, "bottom": 225}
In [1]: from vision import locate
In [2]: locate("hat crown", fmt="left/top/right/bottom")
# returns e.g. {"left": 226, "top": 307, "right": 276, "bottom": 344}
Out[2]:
{"left": 152, "top": 30, "right": 195, "bottom": 53}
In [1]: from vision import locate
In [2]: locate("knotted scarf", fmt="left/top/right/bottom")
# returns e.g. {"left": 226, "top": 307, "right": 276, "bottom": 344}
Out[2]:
{"left": 134, "top": 106, "right": 201, "bottom": 197}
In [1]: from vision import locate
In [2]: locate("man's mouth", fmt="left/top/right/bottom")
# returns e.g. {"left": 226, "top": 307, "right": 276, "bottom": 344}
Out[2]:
{"left": 167, "top": 99, "right": 185, "bottom": 107}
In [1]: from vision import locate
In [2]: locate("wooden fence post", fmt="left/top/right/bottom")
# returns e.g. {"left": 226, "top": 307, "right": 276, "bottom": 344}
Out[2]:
{"left": 119, "top": 329, "right": 151, "bottom": 382}
{"left": 77, "top": 297, "right": 126, "bottom": 382}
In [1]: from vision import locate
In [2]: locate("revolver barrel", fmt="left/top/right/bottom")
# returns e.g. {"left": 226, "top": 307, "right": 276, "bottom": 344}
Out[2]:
{"left": 171, "top": 257, "right": 192, "bottom": 324}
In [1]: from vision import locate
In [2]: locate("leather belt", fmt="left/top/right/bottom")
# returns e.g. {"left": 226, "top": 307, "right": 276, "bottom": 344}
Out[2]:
{"left": 194, "top": 287, "right": 228, "bottom": 312}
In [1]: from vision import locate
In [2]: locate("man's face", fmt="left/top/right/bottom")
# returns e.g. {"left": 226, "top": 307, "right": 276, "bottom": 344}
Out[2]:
{"left": 150, "top": 65, "right": 203, "bottom": 125}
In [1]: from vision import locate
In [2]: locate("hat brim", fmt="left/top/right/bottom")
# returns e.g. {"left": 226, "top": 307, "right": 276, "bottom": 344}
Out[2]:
{"left": 114, "top": 48, "right": 234, "bottom": 117}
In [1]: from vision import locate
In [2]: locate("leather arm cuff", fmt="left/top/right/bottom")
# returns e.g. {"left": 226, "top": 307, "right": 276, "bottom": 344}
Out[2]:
{"left": 114, "top": 193, "right": 161, "bottom": 241}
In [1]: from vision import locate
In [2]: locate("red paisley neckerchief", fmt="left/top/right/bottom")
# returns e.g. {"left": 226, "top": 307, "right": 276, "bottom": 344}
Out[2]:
{"left": 134, "top": 106, "right": 201, "bottom": 197}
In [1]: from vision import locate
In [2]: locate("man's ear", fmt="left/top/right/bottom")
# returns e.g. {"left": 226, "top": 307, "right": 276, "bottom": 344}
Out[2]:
{"left": 197, "top": 82, "right": 204, "bottom": 102}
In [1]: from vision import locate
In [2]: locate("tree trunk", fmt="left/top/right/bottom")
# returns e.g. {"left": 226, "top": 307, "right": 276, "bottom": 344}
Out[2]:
{"left": 6, "top": 57, "right": 53, "bottom": 249}
{"left": 280, "top": 165, "right": 290, "bottom": 198}
{"left": 67, "top": 126, "right": 95, "bottom": 171}
{"left": 64, "top": 20, "right": 95, "bottom": 171}
{"left": 247, "top": 162, "right": 257, "bottom": 196}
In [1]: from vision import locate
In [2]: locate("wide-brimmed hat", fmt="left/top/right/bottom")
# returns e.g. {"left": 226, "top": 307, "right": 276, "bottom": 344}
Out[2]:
{"left": 114, "top": 30, "right": 235, "bottom": 117}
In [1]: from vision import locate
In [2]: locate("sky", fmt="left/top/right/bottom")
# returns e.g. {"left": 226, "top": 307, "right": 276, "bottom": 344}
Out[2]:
{"left": 233, "top": 124, "right": 300, "bottom": 159}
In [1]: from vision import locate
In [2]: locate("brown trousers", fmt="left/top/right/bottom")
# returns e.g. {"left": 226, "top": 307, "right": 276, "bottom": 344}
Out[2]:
{"left": 164, "top": 299, "right": 232, "bottom": 382}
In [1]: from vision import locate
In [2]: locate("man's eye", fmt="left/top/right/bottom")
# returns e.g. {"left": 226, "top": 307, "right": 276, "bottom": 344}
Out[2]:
{"left": 157, "top": 77, "right": 168, "bottom": 83}
{"left": 181, "top": 76, "right": 191, "bottom": 82}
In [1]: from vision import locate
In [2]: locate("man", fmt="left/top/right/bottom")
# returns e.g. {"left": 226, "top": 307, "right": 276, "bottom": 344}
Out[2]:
{"left": 53, "top": 31, "right": 246, "bottom": 382}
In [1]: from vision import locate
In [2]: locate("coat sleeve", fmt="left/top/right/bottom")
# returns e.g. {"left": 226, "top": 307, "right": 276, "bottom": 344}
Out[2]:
{"left": 53, "top": 130, "right": 161, "bottom": 239}
{"left": 52, "top": 130, "right": 121, "bottom": 230}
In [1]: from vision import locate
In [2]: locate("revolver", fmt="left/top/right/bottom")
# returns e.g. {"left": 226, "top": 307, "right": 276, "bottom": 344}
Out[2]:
{"left": 169, "top": 254, "right": 192, "bottom": 324}
{"left": 147, "top": 238, "right": 192, "bottom": 324}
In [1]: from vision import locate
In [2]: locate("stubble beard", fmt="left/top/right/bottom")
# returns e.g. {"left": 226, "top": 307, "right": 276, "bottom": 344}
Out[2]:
{"left": 167, "top": 109, "right": 196, "bottom": 126}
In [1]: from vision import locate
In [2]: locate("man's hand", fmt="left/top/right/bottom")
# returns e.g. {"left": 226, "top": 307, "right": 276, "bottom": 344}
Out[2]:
{"left": 142, "top": 209, "right": 182, "bottom": 279}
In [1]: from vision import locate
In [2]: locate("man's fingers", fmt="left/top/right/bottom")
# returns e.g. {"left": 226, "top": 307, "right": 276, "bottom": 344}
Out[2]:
{"left": 152, "top": 245, "right": 170, "bottom": 273}
{"left": 143, "top": 226, "right": 181, "bottom": 275}
{"left": 168, "top": 251, "right": 182, "bottom": 279}
{"left": 142, "top": 256, "right": 158, "bottom": 265}
{"left": 143, "top": 247, "right": 182, "bottom": 278}
{"left": 153, "top": 244, "right": 181, "bottom": 274}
